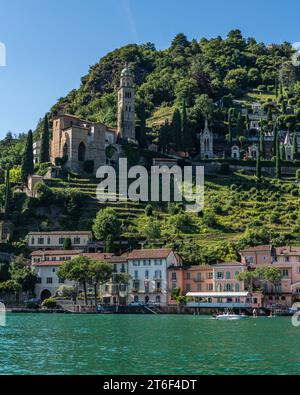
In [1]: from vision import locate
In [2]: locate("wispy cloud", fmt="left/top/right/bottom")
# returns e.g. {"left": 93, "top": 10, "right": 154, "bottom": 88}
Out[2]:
{"left": 121, "top": 0, "right": 138, "bottom": 42}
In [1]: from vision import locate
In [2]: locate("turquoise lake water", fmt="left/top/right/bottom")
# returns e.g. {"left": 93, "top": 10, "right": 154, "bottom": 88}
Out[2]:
{"left": 0, "top": 314, "right": 300, "bottom": 375}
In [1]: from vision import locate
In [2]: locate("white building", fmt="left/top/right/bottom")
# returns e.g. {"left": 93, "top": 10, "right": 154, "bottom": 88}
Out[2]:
{"left": 127, "top": 248, "right": 181, "bottom": 306}
{"left": 31, "top": 250, "right": 83, "bottom": 300}
{"left": 199, "top": 119, "right": 214, "bottom": 159}
{"left": 27, "top": 231, "right": 92, "bottom": 249}
{"left": 231, "top": 145, "right": 240, "bottom": 160}
{"left": 31, "top": 250, "right": 115, "bottom": 300}
{"left": 248, "top": 143, "right": 259, "bottom": 159}
{"left": 284, "top": 131, "right": 293, "bottom": 160}
{"left": 33, "top": 139, "right": 41, "bottom": 164}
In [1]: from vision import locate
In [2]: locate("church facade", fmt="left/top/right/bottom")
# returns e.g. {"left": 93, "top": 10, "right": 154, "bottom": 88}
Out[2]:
{"left": 50, "top": 65, "right": 135, "bottom": 175}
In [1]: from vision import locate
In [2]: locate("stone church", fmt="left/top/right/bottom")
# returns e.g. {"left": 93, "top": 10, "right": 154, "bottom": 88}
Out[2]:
{"left": 50, "top": 65, "right": 135, "bottom": 174}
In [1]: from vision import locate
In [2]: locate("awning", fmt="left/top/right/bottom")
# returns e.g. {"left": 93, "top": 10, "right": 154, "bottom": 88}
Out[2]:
{"left": 186, "top": 292, "right": 249, "bottom": 298}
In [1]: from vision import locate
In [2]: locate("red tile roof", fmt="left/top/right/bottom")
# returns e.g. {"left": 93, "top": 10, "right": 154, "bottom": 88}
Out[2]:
{"left": 276, "top": 247, "right": 300, "bottom": 255}
{"left": 241, "top": 245, "right": 273, "bottom": 252}
{"left": 28, "top": 231, "right": 92, "bottom": 235}
{"left": 31, "top": 250, "right": 84, "bottom": 256}
{"left": 128, "top": 248, "right": 173, "bottom": 260}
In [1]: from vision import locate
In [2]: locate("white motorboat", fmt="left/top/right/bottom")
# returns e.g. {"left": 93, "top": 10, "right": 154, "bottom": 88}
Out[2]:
{"left": 215, "top": 312, "right": 248, "bottom": 320}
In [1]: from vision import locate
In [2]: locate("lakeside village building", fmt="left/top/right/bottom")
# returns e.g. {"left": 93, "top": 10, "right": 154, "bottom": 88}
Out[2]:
{"left": 27, "top": 232, "right": 300, "bottom": 310}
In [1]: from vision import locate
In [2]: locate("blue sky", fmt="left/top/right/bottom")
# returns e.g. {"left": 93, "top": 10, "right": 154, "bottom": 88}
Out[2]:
{"left": 0, "top": 0, "right": 300, "bottom": 138}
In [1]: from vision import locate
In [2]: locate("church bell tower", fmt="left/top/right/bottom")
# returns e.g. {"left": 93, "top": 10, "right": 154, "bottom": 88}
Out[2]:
{"left": 117, "top": 64, "right": 135, "bottom": 140}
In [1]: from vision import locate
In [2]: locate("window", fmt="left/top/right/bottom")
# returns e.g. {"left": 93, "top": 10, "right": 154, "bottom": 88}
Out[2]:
{"left": 46, "top": 277, "right": 53, "bottom": 284}
{"left": 78, "top": 142, "right": 86, "bottom": 161}
{"left": 226, "top": 272, "right": 231, "bottom": 279}
{"left": 155, "top": 259, "right": 162, "bottom": 265}
{"left": 154, "top": 270, "right": 161, "bottom": 279}
{"left": 197, "top": 272, "right": 201, "bottom": 282}
{"left": 224, "top": 284, "right": 232, "bottom": 291}
{"left": 235, "top": 283, "right": 240, "bottom": 292}
{"left": 38, "top": 237, "right": 44, "bottom": 245}
{"left": 59, "top": 237, "right": 64, "bottom": 245}
{"left": 113, "top": 264, "right": 117, "bottom": 273}
{"left": 246, "top": 256, "right": 254, "bottom": 264}
{"left": 37, "top": 277, "right": 42, "bottom": 284}
{"left": 197, "top": 284, "right": 202, "bottom": 291}
{"left": 282, "top": 269, "right": 289, "bottom": 278}
{"left": 74, "top": 237, "right": 80, "bottom": 245}
{"left": 285, "top": 256, "right": 290, "bottom": 262}
{"left": 185, "top": 283, "right": 191, "bottom": 292}
{"left": 171, "top": 272, "right": 177, "bottom": 281}
{"left": 186, "top": 272, "right": 191, "bottom": 280}
{"left": 47, "top": 237, "right": 51, "bottom": 245}
{"left": 145, "top": 270, "right": 149, "bottom": 279}
{"left": 206, "top": 284, "right": 213, "bottom": 291}
{"left": 206, "top": 272, "right": 213, "bottom": 279}
{"left": 217, "top": 272, "right": 224, "bottom": 279}
{"left": 59, "top": 278, "right": 64, "bottom": 284}
{"left": 121, "top": 264, "right": 125, "bottom": 273}
{"left": 134, "top": 270, "right": 138, "bottom": 280}
{"left": 31, "top": 237, "right": 35, "bottom": 245}
{"left": 143, "top": 259, "right": 150, "bottom": 266}
{"left": 52, "top": 268, "right": 56, "bottom": 273}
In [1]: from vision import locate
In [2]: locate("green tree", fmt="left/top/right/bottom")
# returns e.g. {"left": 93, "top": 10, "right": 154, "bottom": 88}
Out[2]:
{"left": 256, "top": 150, "right": 261, "bottom": 180}
{"left": 136, "top": 100, "right": 147, "bottom": 148}
{"left": 21, "top": 130, "right": 34, "bottom": 183}
{"left": 293, "top": 132, "right": 298, "bottom": 160}
{"left": 9, "top": 256, "right": 38, "bottom": 303}
{"left": 170, "top": 108, "right": 182, "bottom": 150}
{"left": 181, "top": 99, "right": 193, "bottom": 155}
{"left": 58, "top": 256, "right": 92, "bottom": 305}
{"left": 93, "top": 207, "right": 122, "bottom": 241}
{"left": 3, "top": 167, "right": 11, "bottom": 219}
{"left": 280, "top": 143, "right": 286, "bottom": 161}
{"left": 236, "top": 113, "right": 245, "bottom": 140}
{"left": 40, "top": 114, "right": 50, "bottom": 163}
{"left": 112, "top": 272, "right": 131, "bottom": 312}
{"left": 259, "top": 129, "right": 265, "bottom": 159}
{"left": 63, "top": 237, "right": 72, "bottom": 250}
{"left": 159, "top": 120, "right": 171, "bottom": 153}
{"left": 143, "top": 219, "right": 161, "bottom": 241}
{"left": 275, "top": 132, "right": 281, "bottom": 179}
{"left": 89, "top": 260, "right": 113, "bottom": 309}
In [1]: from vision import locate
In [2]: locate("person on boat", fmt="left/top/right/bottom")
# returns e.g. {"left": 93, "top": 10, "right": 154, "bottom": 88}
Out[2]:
{"left": 253, "top": 308, "right": 257, "bottom": 318}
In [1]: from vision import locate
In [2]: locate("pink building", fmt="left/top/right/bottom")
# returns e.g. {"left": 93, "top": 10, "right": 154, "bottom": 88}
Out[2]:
{"left": 240, "top": 245, "right": 300, "bottom": 307}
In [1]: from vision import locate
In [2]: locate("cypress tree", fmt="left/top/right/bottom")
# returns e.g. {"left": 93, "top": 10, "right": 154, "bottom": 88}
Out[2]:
{"left": 259, "top": 129, "right": 265, "bottom": 159}
{"left": 280, "top": 143, "right": 286, "bottom": 161}
{"left": 181, "top": 99, "right": 193, "bottom": 155}
{"left": 276, "top": 134, "right": 281, "bottom": 179}
{"left": 267, "top": 106, "right": 273, "bottom": 123}
{"left": 273, "top": 125, "right": 278, "bottom": 156}
{"left": 256, "top": 150, "right": 261, "bottom": 180}
{"left": 21, "top": 129, "right": 34, "bottom": 183}
{"left": 227, "top": 112, "right": 233, "bottom": 145}
{"left": 236, "top": 113, "right": 244, "bottom": 140}
{"left": 171, "top": 108, "right": 182, "bottom": 151}
{"left": 293, "top": 132, "right": 298, "bottom": 160}
{"left": 275, "top": 79, "right": 278, "bottom": 98}
{"left": 281, "top": 101, "right": 287, "bottom": 115}
{"left": 4, "top": 167, "right": 10, "bottom": 219}
{"left": 40, "top": 114, "right": 50, "bottom": 163}
{"left": 136, "top": 101, "right": 147, "bottom": 148}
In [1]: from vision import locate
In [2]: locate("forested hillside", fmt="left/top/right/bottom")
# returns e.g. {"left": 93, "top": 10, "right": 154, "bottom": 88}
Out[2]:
{"left": 1, "top": 30, "right": 300, "bottom": 260}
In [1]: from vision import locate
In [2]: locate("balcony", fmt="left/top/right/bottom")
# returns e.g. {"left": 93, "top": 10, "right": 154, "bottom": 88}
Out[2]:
{"left": 193, "top": 278, "right": 204, "bottom": 283}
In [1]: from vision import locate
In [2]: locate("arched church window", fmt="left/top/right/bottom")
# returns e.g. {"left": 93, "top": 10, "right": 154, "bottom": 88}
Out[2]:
{"left": 63, "top": 143, "right": 68, "bottom": 158}
{"left": 78, "top": 142, "right": 86, "bottom": 162}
